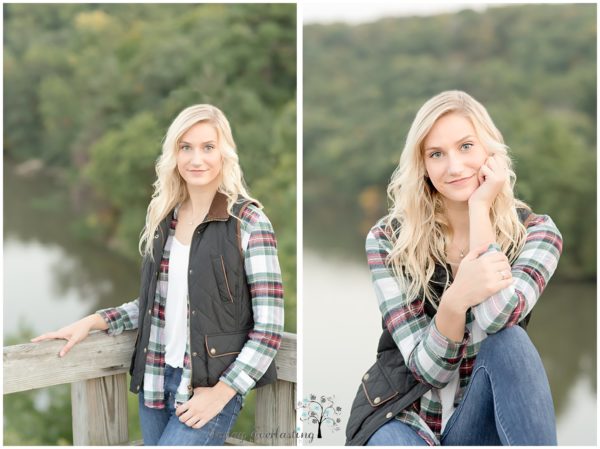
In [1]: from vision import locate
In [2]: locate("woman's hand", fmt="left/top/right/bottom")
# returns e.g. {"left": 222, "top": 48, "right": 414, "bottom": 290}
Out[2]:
{"left": 31, "top": 314, "right": 107, "bottom": 357}
{"left": 468, "top": 155, "right": 508, "bottom": 209}
{"left": 442, "top": 244, "right": 513, "bottom": 313}
{"left": 175, "top": 381, "right": 237, "bottom": 429}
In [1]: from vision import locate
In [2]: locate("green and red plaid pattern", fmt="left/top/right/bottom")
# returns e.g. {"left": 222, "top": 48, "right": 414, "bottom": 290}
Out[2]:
{"left": 98, "top": 203, "right": 284, "bottom": 409}
{"left": 367, "top": 213, "right": 562, "bottom": 445}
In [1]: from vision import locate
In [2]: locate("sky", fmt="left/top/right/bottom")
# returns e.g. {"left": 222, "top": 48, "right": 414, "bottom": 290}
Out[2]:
{"left": 302, "top": 2, "right": 490, "bottom": 25}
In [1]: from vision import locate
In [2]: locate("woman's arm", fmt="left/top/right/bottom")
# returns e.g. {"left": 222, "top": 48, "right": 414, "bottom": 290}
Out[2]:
{"left": 218, "top": 205, "right": 284, "bottom": 395}
{"left": 472, "top": 215, "right": 563, "bottom": 333}
{"left": 368, "top": 222, "right": 470, "bottom": 389}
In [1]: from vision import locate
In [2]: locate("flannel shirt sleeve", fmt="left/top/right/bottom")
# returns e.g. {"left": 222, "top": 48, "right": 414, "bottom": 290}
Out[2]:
{"left": 367, "top": 221, "right": 468, "bottom": 389}
{"left": 219, "top": 205, "right": 284, "bottom": 395}
{"left": 472, "top": 214, "right": 563, "bottom": 334}
{"left": 96, "top": 298, "right": 140, "bottom": 336}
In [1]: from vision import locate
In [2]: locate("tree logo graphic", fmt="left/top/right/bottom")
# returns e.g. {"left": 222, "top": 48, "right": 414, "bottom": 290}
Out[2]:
{"left": 297, "top": 394, "right": 342, "bottom": 439}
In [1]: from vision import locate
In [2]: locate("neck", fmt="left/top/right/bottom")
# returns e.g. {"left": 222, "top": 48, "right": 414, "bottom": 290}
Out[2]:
{"left": 443, "top": 198, "right": 470, "bottom": 240}
{"left": 185, "top": 184, "right": 219, "bottom": 216}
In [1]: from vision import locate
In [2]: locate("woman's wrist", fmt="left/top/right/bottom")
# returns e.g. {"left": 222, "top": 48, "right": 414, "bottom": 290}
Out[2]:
{"left": 440, "top": 286, "right": 469, "bottom": 315}
{"left": 86, "top": 313, "right": 109, "bottom": 331}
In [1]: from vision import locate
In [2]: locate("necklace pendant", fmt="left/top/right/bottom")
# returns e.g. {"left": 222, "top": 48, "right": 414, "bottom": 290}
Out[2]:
{"left": 460, "top": 249, "right": 465, "bottom": 258}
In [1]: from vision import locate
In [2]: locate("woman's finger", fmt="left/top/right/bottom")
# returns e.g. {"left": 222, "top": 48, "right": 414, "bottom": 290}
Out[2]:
{"left": 59, "top": 339, "right": 76, "bottom": 357}
{"left": 184, "top": 414, "right": 199, "bottom": 427}
{"left": 175, "top": 402, "right": 189, "bottom": 417}
{"left": 31, "top": 332, "right": 61, "bottom": 342}
{"left": 192, "top": 419, "right": 205, "bottom": 429}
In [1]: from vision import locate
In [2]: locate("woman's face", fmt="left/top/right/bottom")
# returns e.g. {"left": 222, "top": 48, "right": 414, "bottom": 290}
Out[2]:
{"left": 176, "top": 121, "right": 223, "bottom": 191}
{"left": 422, "top": 113, "right": 488, "bottom": 205}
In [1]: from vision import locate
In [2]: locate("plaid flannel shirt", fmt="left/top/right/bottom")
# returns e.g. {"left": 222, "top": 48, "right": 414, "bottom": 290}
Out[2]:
{"left": 97, "top": 203, "right": 284, "bottom": 409}
{"left": 367, "top": 213, "right": 562, "bottom": 445}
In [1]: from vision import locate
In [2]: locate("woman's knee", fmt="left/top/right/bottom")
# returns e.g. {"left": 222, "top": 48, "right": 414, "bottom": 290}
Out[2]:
{"left": 477, "top": 325, "right": 545, "bottom": 375}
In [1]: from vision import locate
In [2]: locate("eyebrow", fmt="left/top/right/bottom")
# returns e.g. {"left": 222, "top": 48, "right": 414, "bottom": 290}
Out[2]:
{"left": 424, "top": 135, "right": 475, "bottom": 152}
{"left": 179, "top": 140, "right": 217, "bottom": 146}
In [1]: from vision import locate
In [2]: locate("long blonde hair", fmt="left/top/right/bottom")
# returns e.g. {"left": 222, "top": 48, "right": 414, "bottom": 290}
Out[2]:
{"left": 139, "top": 104, "right": 260, "bottom": 257}
{"left": 385, "top": 91, "right": 529, "bottom": 308}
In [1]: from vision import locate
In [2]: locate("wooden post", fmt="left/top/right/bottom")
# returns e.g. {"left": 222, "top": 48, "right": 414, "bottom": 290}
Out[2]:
{"left": 71, "top": 373, "right": 129, "bottom": 445}
{"left": 254, "top": 380, "right": 296, "bottom": 446}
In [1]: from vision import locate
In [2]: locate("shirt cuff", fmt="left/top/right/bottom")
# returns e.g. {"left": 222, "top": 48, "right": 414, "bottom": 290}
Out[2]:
{"left": 484, "top": 243, "right": 502, "bottom": 254}
{"left": 95, "top": 308, "right": 124, "bottom": 336}
{"left": 219, "top": 363, "right": 256, "bottom": 397}
{"left": 425, "top": 316, "right": 470, "bottom": 363}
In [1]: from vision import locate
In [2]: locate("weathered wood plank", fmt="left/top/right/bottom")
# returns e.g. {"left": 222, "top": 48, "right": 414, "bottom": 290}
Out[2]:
{"left": 71, "top": 374, "right": 129, "bottom": 445}
{"left": 225, "top": 436, "right": 257, "bottom": 446}
{"left": 4, "top": 330, "right": 137, "bottom": 394}
{"left": 4, "top": 330, "right": 296, "bottom": 394}
{"left": 276, "top": 332, "right": 296, "bottom": 383}
{"left": 254, "top": 380, "right": 297, "bottom": 446}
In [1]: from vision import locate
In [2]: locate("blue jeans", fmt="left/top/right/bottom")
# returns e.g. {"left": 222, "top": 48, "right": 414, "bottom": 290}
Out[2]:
{"left": 138, "top": 365, "right": 243, "bottom": 445}
{"left": 367, "top": 325, "right": 557, "bottom": 446}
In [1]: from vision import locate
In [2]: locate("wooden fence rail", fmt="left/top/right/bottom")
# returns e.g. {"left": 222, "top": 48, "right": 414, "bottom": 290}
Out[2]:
{"left": 4, "top": 330, "right": 297, "bottom": 446}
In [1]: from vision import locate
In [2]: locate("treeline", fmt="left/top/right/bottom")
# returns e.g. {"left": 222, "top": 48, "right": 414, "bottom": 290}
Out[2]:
{"left": 4, "top": 3, "right": 297, "bottom": 327}
{"left": 304, "top": 4, "right": 596, "bottom": 280}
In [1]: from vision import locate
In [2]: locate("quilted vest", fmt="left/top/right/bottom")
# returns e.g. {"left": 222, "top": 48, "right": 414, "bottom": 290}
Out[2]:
{"left": 345, "top": 208, "right": 533, "bottom": 445}
{"left": 129, "top": 192, "right": 277, "bottom": 394}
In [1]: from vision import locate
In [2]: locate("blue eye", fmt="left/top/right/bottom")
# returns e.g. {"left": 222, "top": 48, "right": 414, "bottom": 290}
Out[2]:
{"left": 180, "top": 145, "right": 191, "bottom": 151}
{"left": 204, "top": 145, "right": 215, "bottom": 152}
{"left": 429, "top": 151, "right": 442, "bottom": 159}
{"left": 461, "top": 143, "right": 473, "bottom": 151}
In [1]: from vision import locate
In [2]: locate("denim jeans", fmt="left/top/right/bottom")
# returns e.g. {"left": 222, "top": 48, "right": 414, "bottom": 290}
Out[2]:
{"left": 138, "top": 365, "right": 243, "bottom": 445}
{"left": 367, "top": 325, "right": 557, "bottom": 446}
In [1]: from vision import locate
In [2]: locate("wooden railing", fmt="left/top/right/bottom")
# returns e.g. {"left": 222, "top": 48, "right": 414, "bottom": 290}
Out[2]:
{"left": 4, "top": 331, "right": 297, "bottom": 445}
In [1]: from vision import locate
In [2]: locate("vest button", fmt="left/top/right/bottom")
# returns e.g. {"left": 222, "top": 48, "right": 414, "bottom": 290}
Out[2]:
{"left": 363, "top": 373, "right": 369, "bottom": 381}
{"left": 386, "top": 412, "right": 393, "bottom": 419}
{"left": 191, "top": 310, "right": 196, "bottom": 316}
{"left": 148, "top": 309, "right": 151, "bottom": 315}
{"left": 210, "top": 348, "right": 216, "bottom": 355}
{"left": 143, "top": 347, "right": 147, "bottom": 353}
{"left": 154, "top": 233, "right": 159, "bottom": 239}
{"left": 192, "top": 352, "right": 198, "bottom": 357}
{"left": 373, "top": 397, "right": 381, "bottom": 404}
{"left": 189, "top": 269, "right": 193, "bottom": 275}
{"left": 136, "top": 385, "right": 140, "bottom": 391}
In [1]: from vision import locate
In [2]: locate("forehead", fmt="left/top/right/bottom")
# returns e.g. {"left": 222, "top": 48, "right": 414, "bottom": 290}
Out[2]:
{"left": 180, "top": 121, "right": 218, "bottom": 142}
{"left": 423, "top": 113, "right": 476, "bottom": 148}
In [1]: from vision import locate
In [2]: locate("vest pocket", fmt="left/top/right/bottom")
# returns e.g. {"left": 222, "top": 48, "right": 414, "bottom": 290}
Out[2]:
{"left": 211, "top": 255, "right": 235, "bottom": 303}
{"left": 204, "top": 328, "right": 251, "bottom": 385}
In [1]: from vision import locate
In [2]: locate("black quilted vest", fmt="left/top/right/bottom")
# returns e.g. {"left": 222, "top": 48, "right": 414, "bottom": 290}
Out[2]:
{"left": 345, "top": 208, "right": 532, "bottom": 445}
{"left": 129, "top": 192, "right": 277, "bottom": 394}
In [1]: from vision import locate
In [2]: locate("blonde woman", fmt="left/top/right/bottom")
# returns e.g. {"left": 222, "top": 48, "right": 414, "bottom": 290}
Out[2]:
{"left": 32, "top": 105, "right": 284, "bottom": 445}
{"left": 345, "top": 91, "right": 562, "bottom": 446}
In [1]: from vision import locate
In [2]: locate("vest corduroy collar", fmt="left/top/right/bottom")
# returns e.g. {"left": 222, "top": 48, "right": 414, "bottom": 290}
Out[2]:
{"left": 204, "top": 191, "right": 229, "bottom": 221}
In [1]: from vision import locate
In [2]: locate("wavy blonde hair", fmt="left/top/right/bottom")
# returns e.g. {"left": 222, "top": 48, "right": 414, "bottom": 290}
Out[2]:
{"left": 139, "top": 104, "right": 260, "bottom": 257}
{"left": 385, "top": 90, "right": 529, "bottom": 308}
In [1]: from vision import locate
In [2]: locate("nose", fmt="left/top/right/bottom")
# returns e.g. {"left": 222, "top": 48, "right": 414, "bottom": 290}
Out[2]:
{"left": 447, "top": 152, "right": 464, "bottom": 176}
{"left": 190, "top": 148, "right": 204, "bottom": 166}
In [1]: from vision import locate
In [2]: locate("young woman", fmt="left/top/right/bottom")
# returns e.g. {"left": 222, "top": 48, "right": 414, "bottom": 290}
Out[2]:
{"left": 345, "top": 91, "right": 562, "bottom": 446}
{"left": 32, "top": 104, "right": 284, "bottom": 445}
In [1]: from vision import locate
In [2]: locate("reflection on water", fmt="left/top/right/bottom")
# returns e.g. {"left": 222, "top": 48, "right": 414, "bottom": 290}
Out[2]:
{"left": 303, "top": 250, "right": 596, "bottom": 446}
{"left": 3, "top": 163, "right": 141, "bottom": 338}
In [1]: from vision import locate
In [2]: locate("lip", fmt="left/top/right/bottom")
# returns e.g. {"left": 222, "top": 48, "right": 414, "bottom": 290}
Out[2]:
{"left": 188, "top": 169, "right": 208, "bottom": 174}
{"left": 447, "top": 174, "right": 475, "bottom": 185}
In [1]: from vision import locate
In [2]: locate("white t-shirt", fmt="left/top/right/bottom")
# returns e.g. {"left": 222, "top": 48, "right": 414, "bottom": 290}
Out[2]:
{"left": 164, "top": 236, "right": 190, "bottom": 368}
